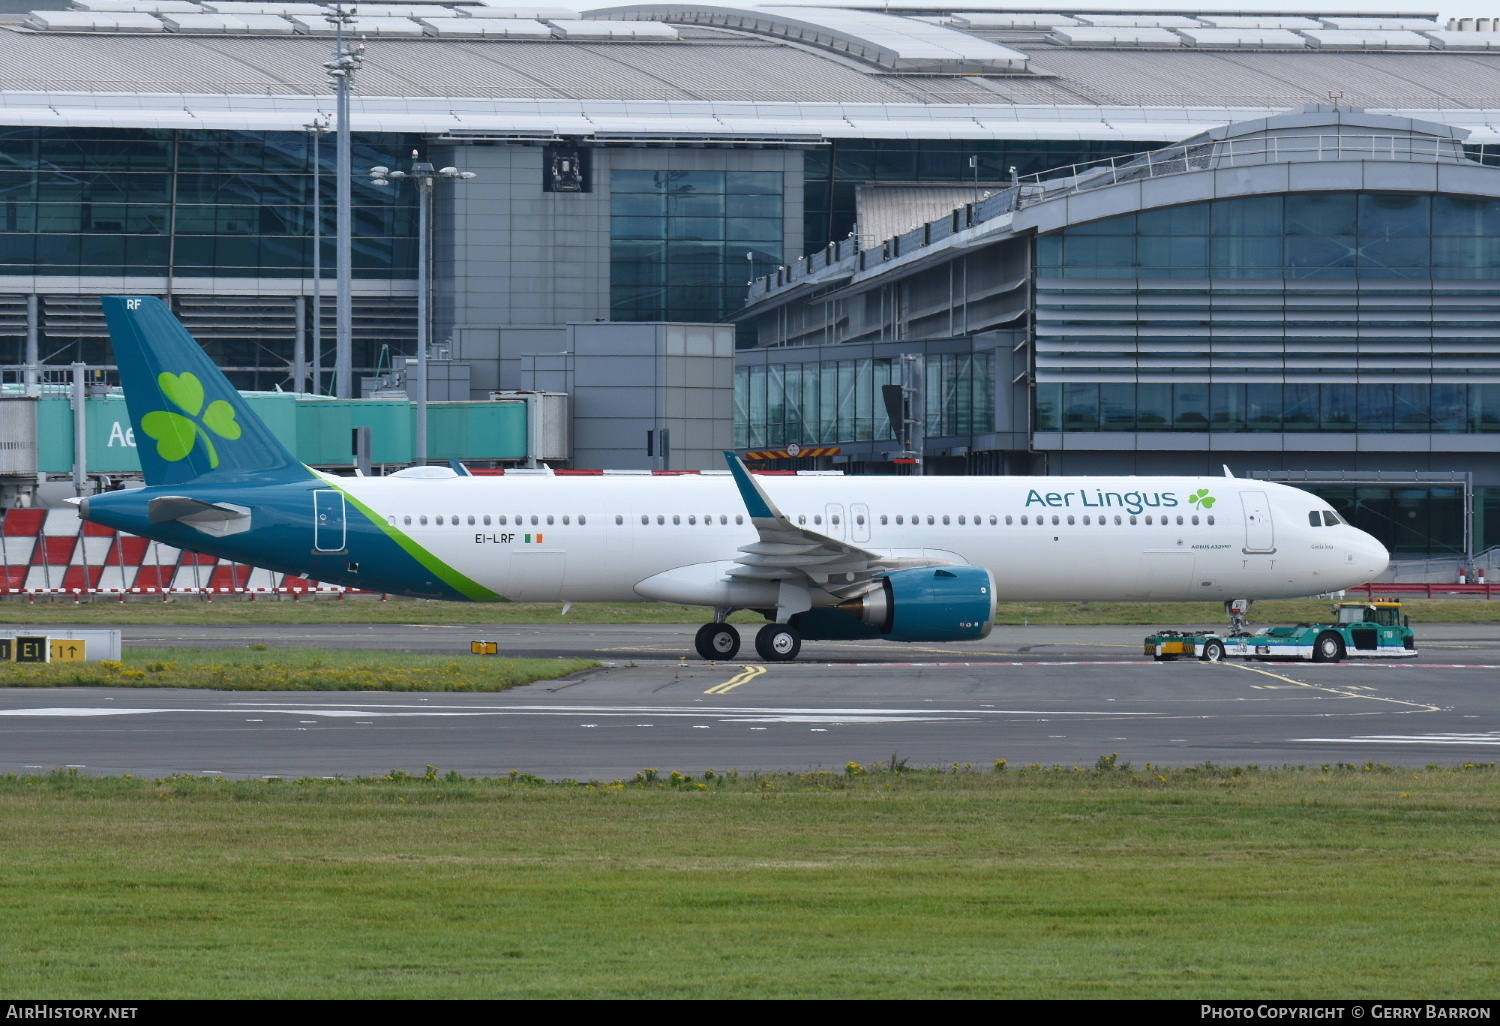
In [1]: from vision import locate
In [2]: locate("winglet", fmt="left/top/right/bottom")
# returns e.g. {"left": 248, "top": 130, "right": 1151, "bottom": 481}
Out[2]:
{"left": 723, "top": 451, "right": 781, "bottom": 521}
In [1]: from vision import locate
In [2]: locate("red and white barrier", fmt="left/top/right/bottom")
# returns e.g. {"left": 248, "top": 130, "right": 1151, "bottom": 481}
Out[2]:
{"left": 0, "top": 508, "right": 368, "bottom": 600}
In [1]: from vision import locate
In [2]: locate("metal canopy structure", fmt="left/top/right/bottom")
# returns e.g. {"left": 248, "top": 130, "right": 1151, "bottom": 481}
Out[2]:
{"left": 587, "top": 3, "right": 1030, "bottom": 72}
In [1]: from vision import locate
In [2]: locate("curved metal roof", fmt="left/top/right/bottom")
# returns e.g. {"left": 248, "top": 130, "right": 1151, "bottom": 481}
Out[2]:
{"left": 587, "top": 3, "right": 1029, "bottom": 71}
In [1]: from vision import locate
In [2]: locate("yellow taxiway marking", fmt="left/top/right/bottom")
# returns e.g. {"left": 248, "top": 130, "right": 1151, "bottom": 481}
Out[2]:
{"left": 704, "top": 665, "right": 766, "bottom": 694}
{"left": 1222, "top": 661, "right": 1441, "bottom": 712}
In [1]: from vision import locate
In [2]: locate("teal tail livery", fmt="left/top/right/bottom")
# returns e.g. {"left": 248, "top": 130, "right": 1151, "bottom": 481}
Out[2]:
{"left": 103, "top": 296, "right": 307, "bottom": 486}
{"left": 81, "top": 297, "right": 499, "bottom": 601}
{"left": 81, "top": 295, "right": 1391, "bottom": 659}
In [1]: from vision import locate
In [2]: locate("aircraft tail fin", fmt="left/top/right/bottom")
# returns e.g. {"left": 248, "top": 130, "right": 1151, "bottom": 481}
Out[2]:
{"left": 102, "top": 296, "right": 309, "bottom": 487}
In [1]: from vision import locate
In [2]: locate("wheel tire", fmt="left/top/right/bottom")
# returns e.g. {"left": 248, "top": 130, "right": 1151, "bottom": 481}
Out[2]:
{"left": 1152, "top": 652, "right": 1172, "bottom": 661}
{"left": 694, "top": 623, "right": 740, "bottom": 661}
{"left": 1201, "top": 640, "right": 1226, "bottom": 663}
{"left": 754, "top": 623, "right": 801, "bottom": 662}
{"left": 1312, "top": 632, "right": 1345, "bottom": 663}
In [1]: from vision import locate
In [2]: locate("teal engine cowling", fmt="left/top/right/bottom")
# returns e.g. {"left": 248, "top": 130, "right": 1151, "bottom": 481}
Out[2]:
{"left": 794, "top": 565, "right": 996, "bottom": 643}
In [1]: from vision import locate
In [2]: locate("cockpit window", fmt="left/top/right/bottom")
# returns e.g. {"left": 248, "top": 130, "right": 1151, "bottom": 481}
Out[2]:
{"left": 1323, "top": 511, "right": 1343, "bottom": 526}
{"left": 1308, "top": 512, "right": 1321, "bottom": 527}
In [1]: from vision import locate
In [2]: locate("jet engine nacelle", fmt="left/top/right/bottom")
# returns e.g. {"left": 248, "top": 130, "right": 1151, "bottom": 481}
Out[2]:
{"left": 835, "top": 565, "right": 996, "bottom": 643}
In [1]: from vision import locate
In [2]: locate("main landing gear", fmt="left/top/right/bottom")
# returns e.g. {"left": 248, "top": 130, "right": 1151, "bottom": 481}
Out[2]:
{"left": 753, "top": 622, "right": 800, "bottom": 662}
{"left": 693, "top": 620, "right": 802, "bottom": 662}
{"left": 694, "top": 622, "right": 741, "bottom": 660}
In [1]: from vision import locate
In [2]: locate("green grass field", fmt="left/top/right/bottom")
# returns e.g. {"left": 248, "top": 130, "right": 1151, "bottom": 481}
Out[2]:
{"left": 1, "top": 596, "right": 1495, "bottom": 625}
{"left": 0, "top": 647, "right": 596, "bottom": 691}
{"left": 1, "top": 763, "right": 1497, "bottom": 999}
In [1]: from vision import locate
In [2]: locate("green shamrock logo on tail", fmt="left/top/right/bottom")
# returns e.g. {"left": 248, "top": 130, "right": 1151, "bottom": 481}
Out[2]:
{"left": 1188, "top": 488, "right": 1216, "bottom": 510}
{"left": 141, "top": 372, "right": 241, "bottom": 469}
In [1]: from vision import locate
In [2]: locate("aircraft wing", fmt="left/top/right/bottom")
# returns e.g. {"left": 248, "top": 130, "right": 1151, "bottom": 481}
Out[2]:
{"left": 722, "top": 452, "right": 950, "bottom": 600}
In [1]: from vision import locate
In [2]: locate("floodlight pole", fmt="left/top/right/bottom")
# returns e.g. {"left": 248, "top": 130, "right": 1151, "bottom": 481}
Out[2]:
{"left": 304, "top": 114, "right": 330, "bottom": 396}
{"left": 370, "top": 157, "right": 476, "bottom": 465}
{"left": 325, "top": 4, "right": 362, "bottom": 399}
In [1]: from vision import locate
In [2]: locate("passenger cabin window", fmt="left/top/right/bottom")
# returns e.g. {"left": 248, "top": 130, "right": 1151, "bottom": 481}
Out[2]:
{"left": 1207, "top": 515, "right": 1215, "bottom": 525}
{"left": 403, "top": 516, "right": 411, "bottom": 525}
{"left": 942, "top": 515, "right": 950, "bottom": 525}
{"left": 419, "top": 515, "right": 428, "bottom": 525}
{"left": 735, "top": 515, "right": 743, "bottom": 525}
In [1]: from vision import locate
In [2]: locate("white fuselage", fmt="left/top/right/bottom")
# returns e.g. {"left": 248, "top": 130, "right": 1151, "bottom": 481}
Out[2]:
{"left": 335, "top": 473, "right": 1389, "bottom": 604}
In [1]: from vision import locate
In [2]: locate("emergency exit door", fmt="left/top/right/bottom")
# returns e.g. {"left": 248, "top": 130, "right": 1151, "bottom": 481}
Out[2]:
{"left": 314, "top": 489, "right": 347, "bottom": 552}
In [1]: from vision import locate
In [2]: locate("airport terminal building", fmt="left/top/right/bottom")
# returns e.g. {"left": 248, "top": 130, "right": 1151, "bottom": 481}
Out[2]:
{"left": 0, "top": 2, "right": 1497, "bottom": 554}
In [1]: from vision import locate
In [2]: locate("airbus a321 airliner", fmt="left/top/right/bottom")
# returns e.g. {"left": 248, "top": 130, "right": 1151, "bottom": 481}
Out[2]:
{"left": 78, "top": 297, "right": 1390, "bottom": 662}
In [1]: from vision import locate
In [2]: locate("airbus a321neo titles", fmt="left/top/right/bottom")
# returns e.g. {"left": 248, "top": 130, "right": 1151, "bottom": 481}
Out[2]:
{"left": 78, "top": 297, "right": 1391, "bottom": 662}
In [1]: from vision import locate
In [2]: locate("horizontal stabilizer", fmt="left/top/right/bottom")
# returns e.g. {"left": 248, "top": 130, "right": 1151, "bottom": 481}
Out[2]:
{"left": 147, "top": 495, "right": 252, "bottom": 537}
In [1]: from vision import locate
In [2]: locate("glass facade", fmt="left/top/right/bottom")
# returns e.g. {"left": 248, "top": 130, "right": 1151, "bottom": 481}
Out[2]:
{"left": 803, "top": 138, "right": 1157, "bottom": 253}
{"left": 1034, "top": 191, "right": 1500, "bottom": 437}
{"left": 1035, "top": 193, "right": 1500, "bottom": 280}
{"left": 1316, "top": 486, "right": 1467, "bottom": 556}
{"left": 1036, "top": 382, "right": 1500, "bottom": 434}
{"left": 734, "top": 351, "right": 994, "bottom": 448}
{"left": 610, "top": 169, "right": 783, "bottom": 324}
{"left": 0, "top": 127, "right": 419, "bottom": 279}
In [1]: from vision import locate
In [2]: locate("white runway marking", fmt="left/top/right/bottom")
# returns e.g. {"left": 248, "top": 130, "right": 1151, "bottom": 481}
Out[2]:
{"left": 0, "top": 701, "right": 1159, "bottom": 723}
{"left": 1294, "top": 732, "right": 1500, "bottom": 747}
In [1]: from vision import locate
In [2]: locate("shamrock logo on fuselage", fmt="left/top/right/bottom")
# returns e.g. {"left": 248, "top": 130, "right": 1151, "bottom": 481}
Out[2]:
{"left": 1188, "top": 488, "right": 1216, "bottom": 510}
{"left": 140, "top": 371, "right": 242, "bottom": 469}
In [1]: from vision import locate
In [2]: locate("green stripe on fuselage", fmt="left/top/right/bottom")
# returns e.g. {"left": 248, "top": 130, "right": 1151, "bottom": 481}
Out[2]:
{"left": 324, "top": 478, "right": 502, "bottom": 602}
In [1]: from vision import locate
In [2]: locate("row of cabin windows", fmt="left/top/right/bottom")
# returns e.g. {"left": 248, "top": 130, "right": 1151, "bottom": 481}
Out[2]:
{"left": 880, "top": 513, "right": 1215, "bottom": 527}
{"left": 397, "top": 513, "right": 590, "bottom": 527}
{"left": 392, "top": 511, "right": 1215, "bottom": 528}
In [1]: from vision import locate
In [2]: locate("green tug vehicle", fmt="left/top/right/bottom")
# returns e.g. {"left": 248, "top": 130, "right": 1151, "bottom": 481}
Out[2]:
{"left": 1144, "top": 599, "right": 1417, "bottom": 664}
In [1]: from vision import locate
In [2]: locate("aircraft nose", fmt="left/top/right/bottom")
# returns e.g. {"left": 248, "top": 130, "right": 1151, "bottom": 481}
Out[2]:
{"left": 1354, "top": 530, "right": 1390, "bottom": 580}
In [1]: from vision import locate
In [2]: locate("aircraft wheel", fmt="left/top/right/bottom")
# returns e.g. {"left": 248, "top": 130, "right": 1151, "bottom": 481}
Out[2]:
{"left": 1312, "top": 632, "right": 1345, "bottom": 663}
{"left": 754, "top": 623, "right": 801, "bottom": 662}
{"left": 1200, "top": 639, "right": 1227, "bottom": 663}
{"left": 694, "top": 623, "right": 740, "bottom": 661}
